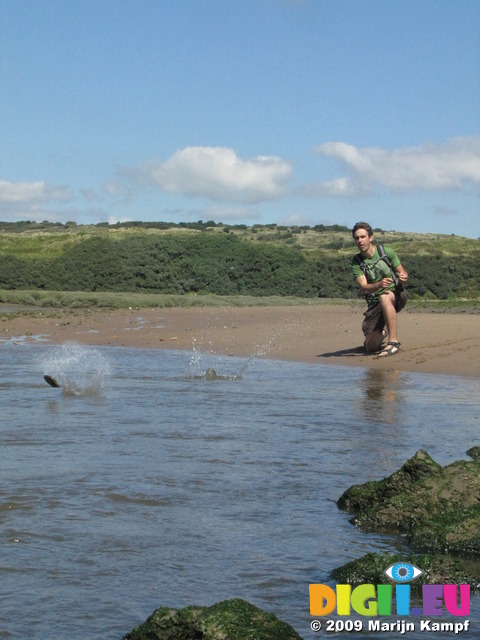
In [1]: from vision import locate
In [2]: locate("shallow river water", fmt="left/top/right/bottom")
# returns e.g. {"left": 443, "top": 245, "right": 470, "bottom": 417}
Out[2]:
{"left": 1, "top": 342, "right": 479, "bottom": 639}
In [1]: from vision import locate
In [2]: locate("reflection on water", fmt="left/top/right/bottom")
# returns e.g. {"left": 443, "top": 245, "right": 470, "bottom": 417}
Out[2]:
{"left": 1, "top": 344, "right": 479, "bottom": 639}
{"left": 361, "top": 369, "right": 406, "bottom": 424}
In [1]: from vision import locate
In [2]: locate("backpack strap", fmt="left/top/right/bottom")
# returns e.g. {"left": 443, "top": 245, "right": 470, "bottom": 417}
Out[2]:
{"left": 353, "top": 253, "right": 367, "bottom": 276}
{"left": 354, "top": 244, "right": 399, "bottom": 287}
{"left": 377, "top": 244, "right": 399, "bottom": 287}
{"left": 376, "top": 244, "right": 390, "bottom": 266}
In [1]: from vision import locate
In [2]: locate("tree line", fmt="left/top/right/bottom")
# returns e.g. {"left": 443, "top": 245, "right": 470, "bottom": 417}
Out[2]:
{"left": 0, "top": 232, "right": 478, "bottom": 299}
{"left": 0, "top": 219, "right": 351, "bottom": 233}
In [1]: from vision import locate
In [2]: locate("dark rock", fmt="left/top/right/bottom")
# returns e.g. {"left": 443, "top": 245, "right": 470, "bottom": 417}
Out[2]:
{"left": 337, "top": 450, "right": 480, "bottom": 555}
{"left": 331, "top": 552, "right": 480, "bottom": 595}
{"left": 467, "top": 446, "right": 480, "bottom": 460}
{"left": 333, "top": 449, "right": 480, "bottom": 590}
{"left": 408, "top": 502, "right": 480, "bottom": 555}
{"left": 123, "top": 598, "right": 303, "bottom": 640}
{"left": 337, "top": 449, "right": 442, "bottom": 528}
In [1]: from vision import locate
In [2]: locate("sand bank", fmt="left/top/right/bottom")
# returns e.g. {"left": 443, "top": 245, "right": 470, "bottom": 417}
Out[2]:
{"left": 1, "top": 303, "right": 478, "bottom": 378}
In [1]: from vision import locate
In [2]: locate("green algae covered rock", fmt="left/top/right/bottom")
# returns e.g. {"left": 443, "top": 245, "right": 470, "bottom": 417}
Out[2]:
{"left": 408, "top": 502, "right": 480, "bottom": 555}
{"left": 122, "top": 598, "right": 303, "bottom": 640}
{"left": 331, "top": 552, "right": 480, "bottom": 596}
{"left": 337, "top": 449, "right": 443, "bottom": 529}
{"left": 333, "top": 449, "right": 480, "bottom": 591}
{"left": 337, "top": 449, "right": 480, "bottom": 555}
{"left": 467, "top": 446, "right": 480, "bottom": 461}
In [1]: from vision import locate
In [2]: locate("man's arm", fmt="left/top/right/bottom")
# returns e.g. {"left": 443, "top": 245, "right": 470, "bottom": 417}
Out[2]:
{"left": 356, "top": 265, "right": 408, "bottom": 293}
{"left": 386, "top": 247, "right": 408, "bottom": 285}
{"left": 356, "top": 274, "right": 394, "bottom": 295}
{"left": 395, "top": 264, "right": 408, "bottom": 284}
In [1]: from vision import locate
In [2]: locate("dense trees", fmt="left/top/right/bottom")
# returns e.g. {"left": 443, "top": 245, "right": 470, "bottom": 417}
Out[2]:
{"left": 0, "top": 229, "right": 478, "bottom": 300}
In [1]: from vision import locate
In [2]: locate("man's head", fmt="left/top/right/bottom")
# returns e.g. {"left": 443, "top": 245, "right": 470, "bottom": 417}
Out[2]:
{"left": 351, "top": 221, "right": 373, "bottom": 238}
{"left": 352, "top": 222, "right": 374, "bottom": 255}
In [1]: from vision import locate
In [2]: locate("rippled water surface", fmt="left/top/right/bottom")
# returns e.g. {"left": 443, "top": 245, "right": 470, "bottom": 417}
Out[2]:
{"left": 1, "top": 343, "right": 479, "bottom": 639}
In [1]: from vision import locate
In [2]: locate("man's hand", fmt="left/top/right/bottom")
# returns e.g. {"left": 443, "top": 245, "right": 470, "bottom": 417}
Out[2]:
{"left": 396, "top": 266, "right": 408, "bottom": 283}
{"left": 379, "top": 277, "right": 394, "bottom": 289}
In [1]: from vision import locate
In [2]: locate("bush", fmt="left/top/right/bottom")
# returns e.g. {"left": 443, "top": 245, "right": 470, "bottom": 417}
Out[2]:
{"left": 1, "top": 231, "right": 479, "bottom": 300}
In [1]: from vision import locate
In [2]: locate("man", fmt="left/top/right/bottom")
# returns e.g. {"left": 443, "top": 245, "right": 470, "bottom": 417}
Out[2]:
{"left": 351, "top": 222, "right": 408, "bottom": 357}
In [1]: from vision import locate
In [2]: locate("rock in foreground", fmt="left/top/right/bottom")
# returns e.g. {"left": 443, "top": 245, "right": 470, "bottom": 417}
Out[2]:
{"left": 337, "top": 449, "right": 480, "bottom": 555}
{"left": 331, "top": 552, "right": 480, "bottom": 595}
{"left": 123, "top": 598, "right": 303, "bottom": 640}
{"left": 333, "top": 449, "right": 480, "bottom": 590}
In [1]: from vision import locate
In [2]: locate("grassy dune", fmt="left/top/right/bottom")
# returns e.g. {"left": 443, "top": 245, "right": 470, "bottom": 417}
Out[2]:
{"left": 1, "top": 222, "right": 478, "bottom": 260}
{"left": 0, "top": 222, "right": 478, "bottom": 307}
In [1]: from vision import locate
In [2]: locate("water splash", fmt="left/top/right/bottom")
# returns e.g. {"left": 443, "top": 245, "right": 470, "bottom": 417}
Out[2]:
{"left": 183, "top": 329, "right": 274, "bottom": 381}
{"left": 185, "top": 338, "right": 251, "bottom": 381}
{"left": 41, "top": 343, "right": 111, "bottom": 396}
{"left": 250, "top": 333, "right": 279, "bottom": 358}
{"left": 183, "top": 322, "right": 291, "bottom": 381}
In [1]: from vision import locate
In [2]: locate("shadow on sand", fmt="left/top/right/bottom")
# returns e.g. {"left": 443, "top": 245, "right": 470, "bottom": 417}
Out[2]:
{"left": 316, "top": 345, "right": 366, "bottom": 359}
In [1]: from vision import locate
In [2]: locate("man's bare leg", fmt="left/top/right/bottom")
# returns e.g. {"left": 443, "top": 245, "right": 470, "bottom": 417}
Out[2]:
{"left": 379, "top": 291, "right": 399, "bottom": 343}
{"left": 375, "top": 292, "right": 402, "bottom": 356}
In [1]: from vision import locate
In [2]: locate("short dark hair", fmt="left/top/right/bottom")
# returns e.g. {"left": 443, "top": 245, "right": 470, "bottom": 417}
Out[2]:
{"left": 352, "top": 221, "right": 373, "bottom": 237}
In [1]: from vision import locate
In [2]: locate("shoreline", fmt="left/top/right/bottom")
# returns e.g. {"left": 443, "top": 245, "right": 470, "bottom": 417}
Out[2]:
{"left": 1, "top": 303, "right": 479, "bottom": 378}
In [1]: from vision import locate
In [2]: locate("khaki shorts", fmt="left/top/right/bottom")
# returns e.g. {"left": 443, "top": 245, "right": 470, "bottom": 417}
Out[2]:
{"left": 362, "top": 288, "right": 408, "bottom": 337}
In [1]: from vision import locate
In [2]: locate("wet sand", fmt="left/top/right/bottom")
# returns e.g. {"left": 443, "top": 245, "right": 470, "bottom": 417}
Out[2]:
{"left": 1, "top": 303, "right": 479, "bottom": 378}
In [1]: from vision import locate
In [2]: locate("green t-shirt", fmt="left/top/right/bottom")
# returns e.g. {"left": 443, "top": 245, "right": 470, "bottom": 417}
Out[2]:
{"left": 350, "top": 245, "right": 401, "bottom": 306}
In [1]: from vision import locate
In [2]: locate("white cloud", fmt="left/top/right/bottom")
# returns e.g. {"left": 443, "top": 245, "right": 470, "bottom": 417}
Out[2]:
{"left": 278, "top": 212, "right": 313, "bottom": 226}
{"left": 0, "top": 179, "right": 73, "bottom": 220}
{"left": 299, "top": 176, "right": 368, "bottom": 198}
{"left": 140, "top": 146, "right": 292, "bottom": 204}
{"left": 0, "top": 179, "right": 71, "bottom": 204}
{"left": 311, "top": 136, "right": 480, "bottom": 195}
{"left": 107, "top": 215, "right": 133, "bottom": 225}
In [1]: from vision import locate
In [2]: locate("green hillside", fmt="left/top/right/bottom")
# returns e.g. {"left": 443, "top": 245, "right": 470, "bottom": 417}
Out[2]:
{"left": 0, "top": 220, "right": 479, "bottom": 306}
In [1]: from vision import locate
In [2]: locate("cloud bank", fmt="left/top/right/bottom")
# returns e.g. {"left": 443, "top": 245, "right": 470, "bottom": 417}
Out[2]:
{"left": 0, "top": 179, "right": 72, "bottom": 220}
{"left": 2, "top": 137, "right": 477, "bottom": 226}
{"left": 309, "top": 136, "right": 480, "bottom": 196}
{"left": 140, "top": 146, "right": 292, "bottom": 203}
{"left": 0, "top": 179, "right": 71, "bottom": 205}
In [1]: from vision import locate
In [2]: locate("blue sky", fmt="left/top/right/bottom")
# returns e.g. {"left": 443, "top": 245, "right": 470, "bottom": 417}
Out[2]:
{"left": 1, "top": 0, "right": 479, "bottom": 237}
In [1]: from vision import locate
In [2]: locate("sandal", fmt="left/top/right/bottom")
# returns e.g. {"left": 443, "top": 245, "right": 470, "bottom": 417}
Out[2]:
{"left": 377, "top": 341, "right": 401, "bottom": 358}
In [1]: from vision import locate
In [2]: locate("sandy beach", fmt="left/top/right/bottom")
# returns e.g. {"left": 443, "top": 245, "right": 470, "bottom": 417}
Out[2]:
{"left": 1, "top": 302, "right": 478, "bottom": 378}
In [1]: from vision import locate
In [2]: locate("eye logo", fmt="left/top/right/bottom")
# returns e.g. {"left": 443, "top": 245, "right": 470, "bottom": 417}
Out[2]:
{"left": 384, "top": 562, "right": 423, "bottom": 583}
